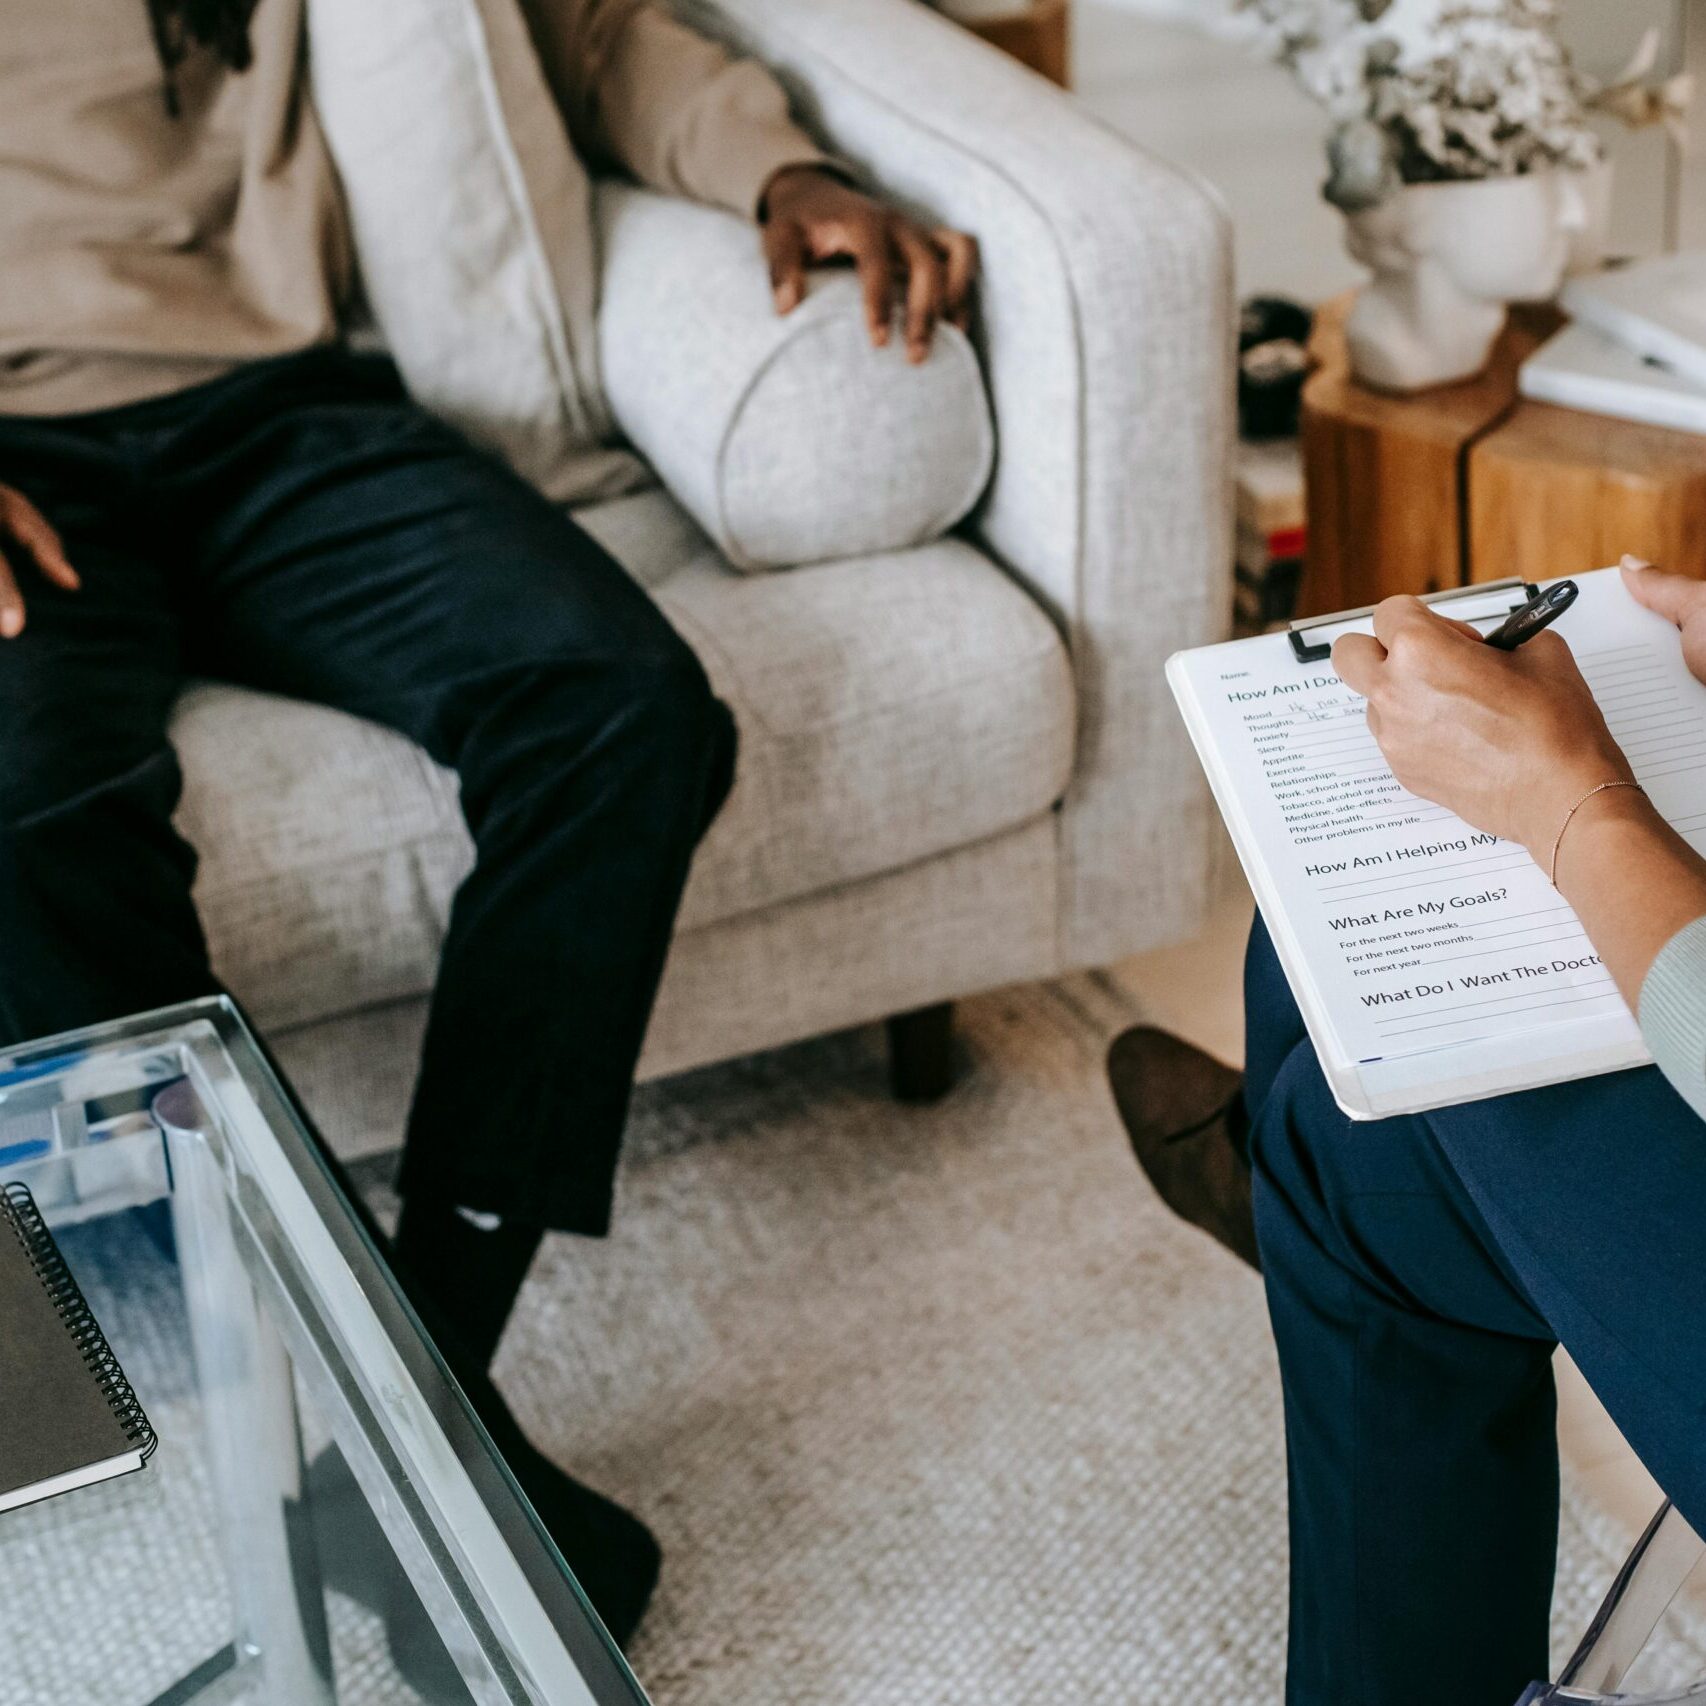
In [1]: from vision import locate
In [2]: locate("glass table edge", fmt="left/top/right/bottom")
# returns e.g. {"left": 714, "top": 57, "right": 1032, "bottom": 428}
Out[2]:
{"left": 0, "top": 996, "right": 650, "bottom": 1706}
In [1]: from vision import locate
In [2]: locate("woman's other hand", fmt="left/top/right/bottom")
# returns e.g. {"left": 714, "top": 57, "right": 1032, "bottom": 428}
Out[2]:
{"left": 1623, "top": 555, "right": 1706, "bottom": 686}
{"left": 1331, "top": 594, "right": 1632, "bottom": 859}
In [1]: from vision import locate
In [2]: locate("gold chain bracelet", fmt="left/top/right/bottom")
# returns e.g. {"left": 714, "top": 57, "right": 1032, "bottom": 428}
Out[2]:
{"left": 1547, "top": 780, "right": 1646, "bottom": 886}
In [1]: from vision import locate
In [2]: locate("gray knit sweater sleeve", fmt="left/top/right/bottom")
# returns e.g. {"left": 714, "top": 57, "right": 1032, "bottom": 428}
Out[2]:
{"left": 1638, "top": 914, "right": 1706, "bottom": 1122}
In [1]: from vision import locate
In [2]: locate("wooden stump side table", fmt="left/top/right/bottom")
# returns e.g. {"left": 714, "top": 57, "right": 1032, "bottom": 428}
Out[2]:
{"left": 1299, "top": 294, "right": 1706, "bottom": 618}
{"left": 1468, "top": 398, "right": 1706, "bottom": 588}
{"left": 945, "top": 1, "right": 1070, "bottom": 86}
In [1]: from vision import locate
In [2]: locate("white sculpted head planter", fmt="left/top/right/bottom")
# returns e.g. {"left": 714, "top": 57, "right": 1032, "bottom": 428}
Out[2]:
{"left": 1341, "top": 170, "right": 1589, "bottom": 393}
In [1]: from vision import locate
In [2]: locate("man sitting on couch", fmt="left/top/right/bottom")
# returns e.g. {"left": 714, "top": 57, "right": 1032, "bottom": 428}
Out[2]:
{"left": 0, "top": 0, "right": 974, "bottom": 1642}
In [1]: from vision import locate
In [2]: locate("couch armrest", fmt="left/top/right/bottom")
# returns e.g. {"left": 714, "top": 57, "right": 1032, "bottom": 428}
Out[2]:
{"left": 680, "top": 0, "right": 1235, "bottom": 967}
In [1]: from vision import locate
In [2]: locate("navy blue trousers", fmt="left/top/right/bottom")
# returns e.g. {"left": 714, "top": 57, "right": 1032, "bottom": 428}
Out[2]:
{"left": 0, "top": 350, "right": 735, "bottom": 1234}
{"left": 1246, "top": 913, "right": 1706, "bottom": 1705}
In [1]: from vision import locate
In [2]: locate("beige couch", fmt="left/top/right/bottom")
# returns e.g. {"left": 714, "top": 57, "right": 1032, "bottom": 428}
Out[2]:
{"left": 166, "top": 0, "right": 1234, "bottom": 1160}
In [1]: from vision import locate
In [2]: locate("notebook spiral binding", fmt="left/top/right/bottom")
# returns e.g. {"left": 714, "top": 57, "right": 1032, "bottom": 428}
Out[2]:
{"left": 0, "top": 1182, "right": 158, "bottom": 1463}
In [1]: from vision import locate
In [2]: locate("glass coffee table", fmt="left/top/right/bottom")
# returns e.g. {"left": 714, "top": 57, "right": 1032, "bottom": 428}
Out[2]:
{"left": 0, "top": 999, "right": 648, "bottom": 1706}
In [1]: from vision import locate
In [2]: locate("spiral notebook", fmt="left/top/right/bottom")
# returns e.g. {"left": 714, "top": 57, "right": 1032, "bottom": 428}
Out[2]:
{"left": 0, "top": 1182, "right": 156, "bottom": 1514}
{"left": 1169, "top": 567, "right": 1706, "bottom": 1119}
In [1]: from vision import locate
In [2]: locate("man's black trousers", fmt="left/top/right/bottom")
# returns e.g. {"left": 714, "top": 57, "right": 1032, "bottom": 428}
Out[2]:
{"left": 0, "top": 349, "right": 735, "bottom": 1234}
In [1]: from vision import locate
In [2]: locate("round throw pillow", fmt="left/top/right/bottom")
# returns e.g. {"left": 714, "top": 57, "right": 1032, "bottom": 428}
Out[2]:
{"left": 596, "top": 183, "right": 995, "bottom": 571}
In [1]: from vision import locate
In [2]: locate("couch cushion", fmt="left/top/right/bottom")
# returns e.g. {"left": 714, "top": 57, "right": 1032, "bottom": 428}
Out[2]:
{"left": 586, "top": 491, "right": 1075, "bottom": 930}
{"left": 172, "top": 490, "right": 1074, "bottom": 1031}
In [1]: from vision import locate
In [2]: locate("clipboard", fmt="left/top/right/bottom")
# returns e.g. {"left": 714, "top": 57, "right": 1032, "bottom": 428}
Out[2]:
{"left": 1165, "top": 567, "right": 1693, "bottom": 1120}
{"left": 1286, "top": 578, "right": 1538, "bottom": 664}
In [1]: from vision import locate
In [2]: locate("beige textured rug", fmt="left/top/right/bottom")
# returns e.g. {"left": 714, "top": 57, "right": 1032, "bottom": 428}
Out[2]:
{"left": 470, "top": 972, "right": 1706, "bottom": 1705}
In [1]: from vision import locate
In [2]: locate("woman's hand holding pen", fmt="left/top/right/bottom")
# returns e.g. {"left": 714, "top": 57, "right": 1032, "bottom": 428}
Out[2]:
{"left": 1337, "top": 558, "right": 1706, "bottom": 858}
{"left": 1333, "top": 561, "right": 1706, "bottom": 1009}
{"left": 1330, "top": 593, "right": 1634, "bottom": 863}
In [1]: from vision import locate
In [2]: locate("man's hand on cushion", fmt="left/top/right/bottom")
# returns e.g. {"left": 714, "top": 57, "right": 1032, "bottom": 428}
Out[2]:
{"left": 760, "top": 166, "right": 978, "bottom": 365}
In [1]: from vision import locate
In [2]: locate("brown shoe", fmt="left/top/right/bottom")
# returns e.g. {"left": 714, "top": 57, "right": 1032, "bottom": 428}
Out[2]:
{"left": 1106, "top": 1026, "right": 1260, "bottom": 1272}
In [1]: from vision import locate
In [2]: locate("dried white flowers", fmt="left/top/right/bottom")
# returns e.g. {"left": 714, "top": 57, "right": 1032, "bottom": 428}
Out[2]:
{"left": 1240, "top": 0, "right": 1648, "bottom": 210}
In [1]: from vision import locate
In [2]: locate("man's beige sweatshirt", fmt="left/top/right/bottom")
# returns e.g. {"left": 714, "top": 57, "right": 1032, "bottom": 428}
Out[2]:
{"left": 0, "top": 0, "right": 823, "bottom": 416}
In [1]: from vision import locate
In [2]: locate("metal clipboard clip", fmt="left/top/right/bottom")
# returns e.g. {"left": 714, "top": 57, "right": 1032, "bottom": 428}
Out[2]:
{"left": 1286, "top": 578, "right": 1539, "bottom": 665}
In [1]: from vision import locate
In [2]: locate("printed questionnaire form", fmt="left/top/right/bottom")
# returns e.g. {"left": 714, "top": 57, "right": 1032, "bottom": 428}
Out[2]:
{"left": 1169, "top": 568, "right": 1706, "bottom": 1116}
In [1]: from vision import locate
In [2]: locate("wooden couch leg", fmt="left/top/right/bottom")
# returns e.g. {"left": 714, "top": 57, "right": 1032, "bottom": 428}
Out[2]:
{"left": 887, "top": 1003, "right": 956, "bottom": 1102}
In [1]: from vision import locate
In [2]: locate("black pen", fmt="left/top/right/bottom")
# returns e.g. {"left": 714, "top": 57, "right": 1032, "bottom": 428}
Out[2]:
{"left": 1483, "top": 580, "right": 1578, "bottom": 651}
